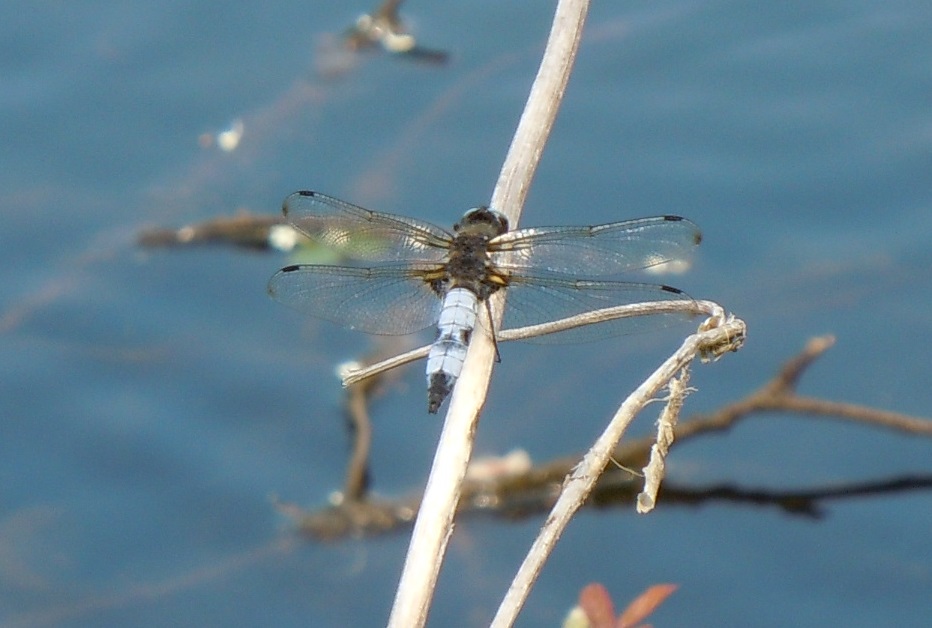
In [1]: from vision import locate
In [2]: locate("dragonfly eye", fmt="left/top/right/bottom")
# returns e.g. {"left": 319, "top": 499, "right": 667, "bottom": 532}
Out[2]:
{"left": 459, "top": 207, "right": 509, "bottom": 235}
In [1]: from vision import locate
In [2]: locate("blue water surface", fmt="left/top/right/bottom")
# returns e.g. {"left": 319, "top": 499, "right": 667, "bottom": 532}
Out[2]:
{"left": 2, "top": 1, "right": 931, "bottom": 626}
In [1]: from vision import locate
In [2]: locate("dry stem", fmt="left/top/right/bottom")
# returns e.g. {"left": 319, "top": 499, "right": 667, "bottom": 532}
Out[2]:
{"left": 387, "top": 1, "right": 592, "bottom": 625}
{"left": 637, "top": 366, "right": 691, "bottom": 513}
{"left": 490, "top": 314, "right": 745, "bottom": 626}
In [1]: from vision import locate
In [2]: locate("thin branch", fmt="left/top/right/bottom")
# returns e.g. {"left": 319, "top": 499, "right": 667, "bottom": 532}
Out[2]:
{"left": 387, "top": 2, "right": 592, "bottom": 625}
{"left": 675, "top": 334, "right": 932, "bottom": 440}
{"left": 342, "top": 299, "right": 719, "bottom": 387}
{"left": 766, "top": 335, "right": 835, "bottom": 393}
{"left": 637, "top": 366, "right": 690, "bottom": 513}
{"left": 342, "top": 382, "right": 373, "bottom": 500}
{"left": 339, "top": 338, "right": 414, "bottom": 502}
{"left": 773, "top": 396, "right": 932, "bottom": 433}
{"left": 491, "top": 314, "right": 746, "bottom": 626}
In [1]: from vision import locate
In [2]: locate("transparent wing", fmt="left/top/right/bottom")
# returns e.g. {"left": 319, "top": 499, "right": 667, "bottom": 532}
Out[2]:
{"left": 283, "top": 190, "right": 454, "bottom": 263}
{"left": 488, "top": 216, "right": 701, "bottom": 276}
{"left": 267, "top": 263, "right": 442, "bottom": 335}
{"left": 499, "top": 274, "right": 698, "bottom": 344}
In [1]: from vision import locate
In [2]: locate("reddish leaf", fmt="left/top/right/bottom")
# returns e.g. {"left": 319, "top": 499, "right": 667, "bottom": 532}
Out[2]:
{"left": 616, "top": 583, "right": 678, "bottom": 628}
{"left": 578, "top": 582, "right": 616, "bottom": 628}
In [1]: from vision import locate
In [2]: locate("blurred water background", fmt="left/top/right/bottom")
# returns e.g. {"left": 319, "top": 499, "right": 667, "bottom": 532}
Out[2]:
{"left": 1, "top": 1, "right": 931, "bottom": 626}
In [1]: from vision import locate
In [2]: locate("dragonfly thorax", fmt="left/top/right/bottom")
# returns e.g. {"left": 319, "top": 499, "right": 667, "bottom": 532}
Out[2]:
{"left": 438, "top": 237, "right": 505, "bottom": 301}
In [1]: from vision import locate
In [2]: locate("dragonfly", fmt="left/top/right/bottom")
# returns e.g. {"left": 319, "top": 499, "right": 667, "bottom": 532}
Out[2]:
{"left": 268, "top": 190, "right": 702, "bottom": 414}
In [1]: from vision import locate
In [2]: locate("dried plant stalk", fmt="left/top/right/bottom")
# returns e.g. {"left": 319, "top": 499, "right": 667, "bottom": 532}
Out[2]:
{"left": 387, "top": 1, "right": 593, "bottom": 626}
{"left": 637, "top": 367, "right": 691, "bottom": 513}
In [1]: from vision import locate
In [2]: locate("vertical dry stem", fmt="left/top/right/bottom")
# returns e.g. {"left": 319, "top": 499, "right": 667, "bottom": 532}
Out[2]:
{"left": 387, "top": 1, "right": 591, "bottom": 626}
{"left": 637, "top": 367, "right": 690, "bottom": 513}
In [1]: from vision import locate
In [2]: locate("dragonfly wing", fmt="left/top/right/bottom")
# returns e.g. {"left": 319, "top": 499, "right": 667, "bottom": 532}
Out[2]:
{"left": 489, "top": 216, "right": 701, "bottom": 276}
{"left": 267, "top": 263, "right": 442, "bottom": 335}
{"left": 499, "top": 274, "right": 698, "bottom": 344}
{"left": 283, "top": 190, "right": 453, "bottom": 263}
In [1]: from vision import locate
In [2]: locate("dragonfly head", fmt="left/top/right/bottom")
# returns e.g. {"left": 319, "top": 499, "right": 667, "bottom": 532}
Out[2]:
{"left": 455, "top": 207, "right": 509, "bottom": 237}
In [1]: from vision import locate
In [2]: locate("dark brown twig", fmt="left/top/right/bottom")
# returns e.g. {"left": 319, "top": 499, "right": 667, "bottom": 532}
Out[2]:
{"left": 673, "top": 335, "right": 932, "bottom": 442}
{"left": 342, "top": 339, "right": 414, "bottom": 500}
{"left": 342, "top": 379, "right": 374, "bottom": 501}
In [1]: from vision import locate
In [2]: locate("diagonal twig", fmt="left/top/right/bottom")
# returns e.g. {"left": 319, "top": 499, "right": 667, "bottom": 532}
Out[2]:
{"left": 387, "top": 1, "right": 593, "bottom": 625}
{"left": 491, "top": 313, "right": 746, "bottom": 626}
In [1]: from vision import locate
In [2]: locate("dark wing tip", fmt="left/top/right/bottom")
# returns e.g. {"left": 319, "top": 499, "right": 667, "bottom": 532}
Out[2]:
{"left": 282, "top": 190, "right": 317, "bottom": 217}
{"left": 660, "top": 284, "right": 687, "bottom": 295}
{"left": 267, "top": 266, "right": 302, "bottom": 297}
{"left": 661, "top": 215, "right": 703, "bottom": 246}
